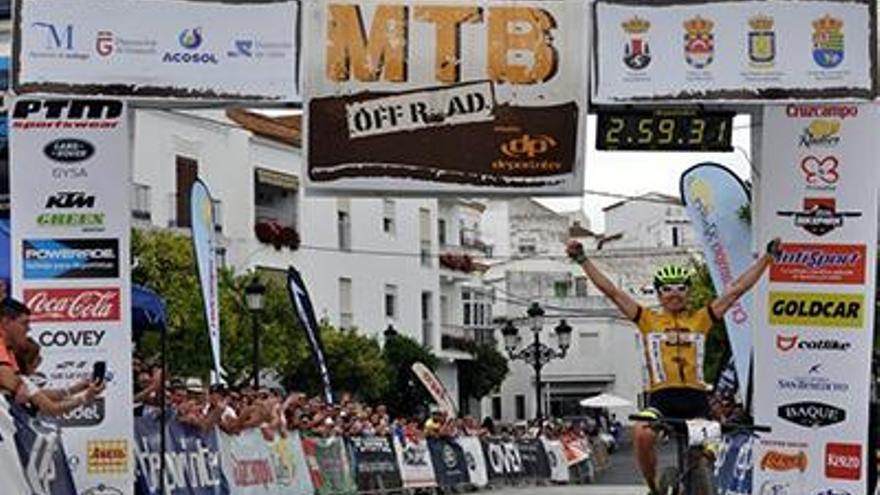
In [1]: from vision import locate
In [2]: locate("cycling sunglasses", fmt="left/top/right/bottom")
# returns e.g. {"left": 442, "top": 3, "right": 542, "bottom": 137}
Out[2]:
{"left": 658, "top": 283, "right": 689, "bottom": 294}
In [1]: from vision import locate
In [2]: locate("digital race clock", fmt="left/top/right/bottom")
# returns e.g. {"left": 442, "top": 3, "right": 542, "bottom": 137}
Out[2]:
{"left": 596, "top": 109, "right": 734, "bottom": 152}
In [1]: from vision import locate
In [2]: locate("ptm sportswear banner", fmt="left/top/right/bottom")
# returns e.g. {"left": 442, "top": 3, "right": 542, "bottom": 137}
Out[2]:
{"left": 191, "top": 179, "right": 223, "bottom": 384}
{"left": 681, "top": 163, "right": 754, "bottom": 396}
{"left": 303, "top": 0, "right": 588, "bottom": 195}
{"left": 287, "top": 266, "right": 334, "bottom": 404}
{"left": 11, "top": 97, "right": 134, "bottom": 495}
{"left": 755, "top": 103, "right": 879, "bottom": 494}
{"left": 14, "top": 0, "right": 300, "bottom": 101}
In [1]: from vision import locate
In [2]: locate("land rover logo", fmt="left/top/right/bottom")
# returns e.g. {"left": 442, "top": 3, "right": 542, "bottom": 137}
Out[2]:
{"left": 777, "top": 401, "right": 845, "bottom": 428}
{"left": 44, "top": 139, "right": 95, "bottom": 163}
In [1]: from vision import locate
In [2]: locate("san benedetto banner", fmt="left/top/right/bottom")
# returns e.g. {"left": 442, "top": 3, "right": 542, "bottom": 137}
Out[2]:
{"left": 14, "top": 0, "right": 300, "bottom": 101}
{"left": 10, "top": 98, "right": 134, "bottom": 494}
{"left": 303, "top": 0, "right": 587, "bottom": 195}
{"left": 592, "top": 0, "right": 873, "bottom": 102}
{"left": 754, "top": 103, "right": 878, "bottom": 495}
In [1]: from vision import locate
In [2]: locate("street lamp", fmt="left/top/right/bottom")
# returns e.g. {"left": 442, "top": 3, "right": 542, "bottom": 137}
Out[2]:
{"left": 384, "top": 324, "right": 398, "bottom": 339}
{"left": 501, "top": 303, "right": 572, "bottom": 420}
{"left": 245, "top": 277, "right": 266, "bottom": 388}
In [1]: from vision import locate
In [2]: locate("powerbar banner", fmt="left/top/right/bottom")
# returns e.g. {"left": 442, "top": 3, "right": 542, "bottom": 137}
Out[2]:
{"left": 10, "top": 97, "right": 134, "bottom": 494}
{"left": 14, "top": 0, "right": 299, "bottom": 101}
{"left": 592, "top": 0, "right": 873, "bottom": 103}
{"left": 191, "top": 179, "right": 223, "bottom": 385}
{"left": 303, "top": 0, "right": 587, "bottom": 195}
{"left": 680, "top": 163, "right": 753, "bottom": 397}
{"left": 754, "top": 103, "right": 879, "bottom": 494}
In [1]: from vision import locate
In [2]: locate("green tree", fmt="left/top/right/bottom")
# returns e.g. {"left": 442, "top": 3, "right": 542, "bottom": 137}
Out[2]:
{"left": 458, "top": 342, "right": 509, "bottom": 403}
{"left": 381, "top": 334, "right": 438, "bottom": 417}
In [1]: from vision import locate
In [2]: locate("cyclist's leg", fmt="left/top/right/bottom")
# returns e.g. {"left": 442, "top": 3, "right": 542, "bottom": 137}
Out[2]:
{"left": 633, "top": 421, "right": 660, "bottom": 492}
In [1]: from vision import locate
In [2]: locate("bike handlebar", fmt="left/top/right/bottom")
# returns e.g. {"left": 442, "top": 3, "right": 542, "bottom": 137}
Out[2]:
{"left": 628, "top": 414, "right": 772, "bottom": 434}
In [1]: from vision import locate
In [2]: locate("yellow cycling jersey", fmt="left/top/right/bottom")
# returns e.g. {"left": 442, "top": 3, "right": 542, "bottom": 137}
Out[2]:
{"left": 635, "top": 306, "right": 717, "bottom": 392}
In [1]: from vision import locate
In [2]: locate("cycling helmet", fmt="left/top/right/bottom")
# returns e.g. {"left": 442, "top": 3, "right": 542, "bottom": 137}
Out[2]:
{"left": 653, "top": 265, "right": 692, "bottom": 289}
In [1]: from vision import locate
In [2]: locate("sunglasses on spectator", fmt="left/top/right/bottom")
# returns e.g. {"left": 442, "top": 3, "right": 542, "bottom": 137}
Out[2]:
{"left": 658, "top": 283, "right": 689, "bottom": 294}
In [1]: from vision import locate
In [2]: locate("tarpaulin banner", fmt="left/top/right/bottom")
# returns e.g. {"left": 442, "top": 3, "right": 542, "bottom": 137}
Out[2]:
{"left": 455, "top": 436, "right": 488, "bottom": 487}
{"left": 301, "top": 436, "right": 357, "bottom": 495}
{"left": 219, "top": 429, "right": 313, "bottom": 495}
{"left": 755, "top": 103, "right": 879, "bottom": 494}
{"left": 481, "top": 438, "right": 523, "bottom": 482}
{"left": 191, "top": 179, "right": 223, "bottom": 384}
{"left": 287, "top": 267, "right": 334, "bottom": 404}
{"left": 681, "top": 163, "right": 754, "bottom": 395}
{"left": 303, "top": 0, "right": 588, "bottom": 195}
{"left": 347, "top": 436, "right": 402, "bottom": 492}
{"left": 4, "top": 398, "right": 78, "bottom": 495}
{"left": 714, "top": 431, "right": 754, "bottom": 495}
{"left": 427, "top": 438, "right": 470, "bottom": 487}
{"left": 133, "top": 409, "right": 224, "bottom": 495}
{"left": 540, "top": 439, "right": 570, "bottom": 483}
{"left": 592, "top": 0, "right": 874, "bottom": 103}
{"left": 516, "top": 438, "right": 551, "bottom": 480}
{"left": 391, "top": 434, "right": 437, "bottom": 488}
{"left": 13, "top": 0, "right": 300, "bottom": 101}
{"left": 11, "top": 97, "right": 134, "bottom": 494}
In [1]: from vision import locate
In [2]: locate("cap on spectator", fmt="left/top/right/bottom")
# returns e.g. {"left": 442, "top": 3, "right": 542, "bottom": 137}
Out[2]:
{"left": 185, "top": 377, "right": 204, "bottom": 393}
{"left": 2, "top": 297, "right": 31, "bottom": 318}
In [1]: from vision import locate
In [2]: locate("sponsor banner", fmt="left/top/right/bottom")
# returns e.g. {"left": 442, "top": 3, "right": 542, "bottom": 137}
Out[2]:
{"left": 300, "top": 436, "right": 357, "bottom": 495}
{"left": 219, "top": 429, "right": 314, "bottom": 495}
{"left": 412, "top": 362, "right": 457, "bottom": 417}
{"left": 755, "top": 103, "right": 878, "bottom": 493}
{"left": 680, "top": 163, "right": 754, "bottom": 395}
{"left": 771, "top": 243, "right": 865, "bottom": 284}
{"left": 190, "top": 179, "right": 222, "bottom": 384}
{"left": 392, "top": 435, "right": 437, "bottom": 488}
{"left": 768, "top": 291, "right": 863, "bottom": 328}
{"left": 11, "top": 96, "right": 133, "bottom": 494}
{"left": 516, "top": 439, "right": 551, "bottom": 479}
{"left": 481, "top": 438, "right": 524, "bottom": 482}
{"left": 592, "top": 0, "right": 873, "bottom": 103}
{"left": 133, "top": 409, "right": 224, "bottom": 495}
{"left": 23, "top": 238, "right": 119, "bottom": 279}
{"left": 455, "top": 436, "right": 488, "bottom": 487}
{"left": 14, "top": 0, "right": 299, "bottom": 101}
{"left": 303, "top": 0, "right": 587, "bottom": 195}
{"left": 287, "top": 267, "right": 334, "bottom": 404}
{"left": 539, "top": 439, "right": 570, "bottom": 483}
{"left": 347, "top": 436, "right": 403, "bottom": 492}
{"left": 427, "top": 438, "right": 470, "bottom": 487}
{"left": 713, "top": 432, "right": 754, "bottom": 495}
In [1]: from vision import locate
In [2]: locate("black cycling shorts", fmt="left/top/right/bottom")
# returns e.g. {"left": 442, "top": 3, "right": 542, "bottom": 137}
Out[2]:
{"left": 646, "top": 388, "right": 711, "bottom": 419}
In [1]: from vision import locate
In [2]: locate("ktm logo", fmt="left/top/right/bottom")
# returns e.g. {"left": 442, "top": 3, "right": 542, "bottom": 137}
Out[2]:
{"left": 501, "top": 134, "right": 557, "bottom": 158}
{"left": 46, "top": 192, "right": 95, "bottom": 209}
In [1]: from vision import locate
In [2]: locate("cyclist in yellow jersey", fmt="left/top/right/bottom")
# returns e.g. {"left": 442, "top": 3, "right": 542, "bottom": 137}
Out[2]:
{"left": 566, "top": 238, "right": 780, "bottom": 494}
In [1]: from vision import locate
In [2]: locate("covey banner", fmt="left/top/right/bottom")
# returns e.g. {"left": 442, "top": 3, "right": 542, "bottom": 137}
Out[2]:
{"left": 754, "top": 103, "right": 878, "bottom": 494}
{"left": 681, "top": 163, "right": 753, "bottom": 397}
{"left": 592, "top": 0, "right": 874, "bottom": 103}
{"left": 191, "top": 179, "right": 223, "bottom": 384}
{"left": 14, "top": 0, "right": 299, "bottom": 101}
{"left": 10, "top": 97, "right": 134, "bottom": 494}
{"left": 303, "top": 0, "right": 587, "bottom": 195}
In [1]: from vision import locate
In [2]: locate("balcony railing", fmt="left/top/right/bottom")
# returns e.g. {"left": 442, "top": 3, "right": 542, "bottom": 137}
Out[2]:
{"left": 131, "top": 183, "right": 151, "bottom": 222}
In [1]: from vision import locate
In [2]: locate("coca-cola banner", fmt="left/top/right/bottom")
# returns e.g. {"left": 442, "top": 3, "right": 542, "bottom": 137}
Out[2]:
{"left": 11, "top": 97, "right": 134, "bottom": 494}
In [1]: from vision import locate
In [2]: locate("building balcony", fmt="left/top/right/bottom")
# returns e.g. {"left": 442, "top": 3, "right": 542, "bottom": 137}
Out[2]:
{"left": 459, "top": 227, "right": 491, "bottom": 256}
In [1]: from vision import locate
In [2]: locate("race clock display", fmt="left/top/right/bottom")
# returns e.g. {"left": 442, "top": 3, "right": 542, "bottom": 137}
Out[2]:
{"left": 596, "top": 109, "right": 734, "bottom": 152}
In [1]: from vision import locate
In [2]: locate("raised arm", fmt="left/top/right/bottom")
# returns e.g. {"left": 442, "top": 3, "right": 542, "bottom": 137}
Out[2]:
{"left": 710, "top": 238, "right": 779, "bottom": 318}
{"left": 567, "top": 241, "right": 640, "bottom": 321}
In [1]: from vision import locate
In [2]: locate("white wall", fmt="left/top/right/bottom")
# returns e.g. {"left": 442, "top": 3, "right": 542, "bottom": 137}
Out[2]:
{"left": 604, "top": 198, "right": 694, "bottom": 249}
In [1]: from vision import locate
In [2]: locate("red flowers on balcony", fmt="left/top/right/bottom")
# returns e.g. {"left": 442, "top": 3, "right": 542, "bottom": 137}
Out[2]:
{"left": 439, "top": 253, "right": 475, "bottom": 273}
{"left": 255, "top": 220, "right": 300, "bottom": 251}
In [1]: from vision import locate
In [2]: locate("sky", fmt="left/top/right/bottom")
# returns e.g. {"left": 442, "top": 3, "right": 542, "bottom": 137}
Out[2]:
{"left": 535, "top": 114, "right": 754, "bottom": 233}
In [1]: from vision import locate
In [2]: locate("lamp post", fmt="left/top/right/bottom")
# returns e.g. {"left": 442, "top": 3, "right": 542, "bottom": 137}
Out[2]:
{"left": 501, "top": 302, "right": 573, "bottom": 420}
{"left": 245, "top": 277, "right": 266, "bottom": 388}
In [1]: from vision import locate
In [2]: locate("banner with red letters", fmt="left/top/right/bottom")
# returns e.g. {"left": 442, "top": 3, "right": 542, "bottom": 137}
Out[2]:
{"left": 10, "top": 97, "right": 134, "bottom": 495}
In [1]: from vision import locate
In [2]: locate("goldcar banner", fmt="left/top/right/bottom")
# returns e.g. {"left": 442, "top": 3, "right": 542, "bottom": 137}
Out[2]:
{"left": 592, "top": 0, "right": 873, "bottom": 103}
{"left": 303, "top": 0, "right": 587, "bottom": 195}
{"left": 14, "top": 0, "right": 299, "bottom": 101}
{"left": 10, "top": 97, "right": 134, "bottom": 494}
{"left": 754, "top": 103, "right": 878, "bottom": 494}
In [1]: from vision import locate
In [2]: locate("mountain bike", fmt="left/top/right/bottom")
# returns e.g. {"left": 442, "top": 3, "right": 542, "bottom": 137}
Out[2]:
{"left": 629, "top": 414, "right": 770, "bottom": 495}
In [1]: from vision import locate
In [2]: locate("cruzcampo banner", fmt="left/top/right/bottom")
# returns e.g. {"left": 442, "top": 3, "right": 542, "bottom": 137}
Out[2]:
{"left": 754, "top": 103, "right": 879, "bottom": 494}
{"left": 303, "top": 0, "right": 588, "bottom": 195}
{"left": 681, "top": 163, "right": 753, "bottom": 397}
{"left": 14, "top": 0, "right": 300, "bottom": 101}
{"left": 592, "top": 0, "right": 873, "bottom": 103}
{"left": 191, "top": 178, "right": 223, "bottom": 384}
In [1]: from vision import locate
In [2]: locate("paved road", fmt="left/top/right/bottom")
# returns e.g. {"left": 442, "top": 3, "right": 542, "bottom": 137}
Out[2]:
{"left": 492, "top": 485, "right": 646, "bottom": 495}
{"left": 593, "top": 428, "right": 678, "bottom": 485}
